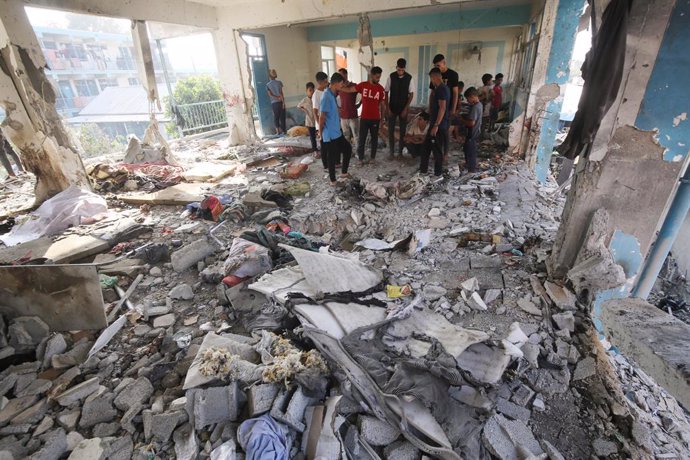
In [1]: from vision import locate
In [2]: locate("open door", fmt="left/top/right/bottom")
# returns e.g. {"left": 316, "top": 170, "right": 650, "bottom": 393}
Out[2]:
{"left": 241, "top": 33, "right": 273, "bottom": 136}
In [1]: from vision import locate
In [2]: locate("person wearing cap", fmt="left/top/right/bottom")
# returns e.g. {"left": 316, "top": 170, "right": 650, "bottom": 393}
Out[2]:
{"left": 266, "top": 69, "right": 286, "bottom": 135}
{"left": 385, "top": 58, "right": 415, "bottom": 159}
{"left": 429, "top": 54, "right": 459, "bottom": 158}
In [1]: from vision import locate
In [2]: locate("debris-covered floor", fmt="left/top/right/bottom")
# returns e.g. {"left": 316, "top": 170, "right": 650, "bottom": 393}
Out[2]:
{"left": 0, "top": 135, "right": 689, "bottom": 459}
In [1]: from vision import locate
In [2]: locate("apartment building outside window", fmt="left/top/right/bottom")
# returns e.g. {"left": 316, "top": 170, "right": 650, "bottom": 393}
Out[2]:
{"left": 74, "top": 79, "right": 99, "bottom": 97}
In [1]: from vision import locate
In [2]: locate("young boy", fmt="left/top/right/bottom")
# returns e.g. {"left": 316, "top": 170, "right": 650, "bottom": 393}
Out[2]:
{"left": 490, "top": 73, "right": 504, "bottom": 131}
{"left": 319, "top": 72, "right": 352, "bottom": 186}
{"left": 420, "top": 67, "right": 450, "bottom": 177}
{"left": 459, "top": 87, "right": 482, "bottom": 174}
{"left": 298, "top": 82, "right": 318, "bottom": 153}
{"left": 478, "top": 73, "right": 493, "bottom": 137}
{"left": 313, "top": 72, "right": 329, "bottom": 168}
{"left": 403, "top": 111, "right": 429, "bottom": 158}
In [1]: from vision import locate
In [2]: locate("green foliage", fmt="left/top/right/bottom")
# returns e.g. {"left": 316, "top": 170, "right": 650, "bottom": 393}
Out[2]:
{"left": 165, "top": 76, "right": 226, "bottom": 137}
{"left": 73, "top": 123, "right": 125, "bottom": 158}
{"left": 172, "top": 75, "right": 223, "bottom": 105}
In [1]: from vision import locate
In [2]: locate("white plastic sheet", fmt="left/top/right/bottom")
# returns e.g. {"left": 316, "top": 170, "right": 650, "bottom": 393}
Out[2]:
{"left": 0, "top": 186, "right": 107, "bottom": 247}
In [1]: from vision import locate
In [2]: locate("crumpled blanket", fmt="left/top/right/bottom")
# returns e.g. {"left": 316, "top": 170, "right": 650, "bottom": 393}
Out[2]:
{"left": 238, "top": 414, "right": 292, "bottom": 460}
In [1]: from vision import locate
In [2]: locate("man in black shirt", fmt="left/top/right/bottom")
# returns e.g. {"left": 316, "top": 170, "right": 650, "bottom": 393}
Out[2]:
{"left": 428, "top": 54, "right": 459, "bottom": 159}
{"left": 385, "top": 58, "right": 415, "bottom": 158}
{"left": 420, "top": 68, "right": 449, "bottom": 177}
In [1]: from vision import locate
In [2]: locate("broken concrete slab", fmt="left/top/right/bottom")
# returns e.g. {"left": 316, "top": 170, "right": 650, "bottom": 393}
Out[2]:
{"left": 552, "top": 312, "right": 575, "bottom": 332}
{"left": 247, "top": 383, "right": 280, "bottom": 417}
{"left": 544, "top": 281, "right": 577, "bottom": 311}
{"left": 0, "top": 265, "right": 107, "bottom": 331}
{"left": 171, "top": 238, "right": 218, "bottom": 273}
{"left": 7, "top": 316, "right": 49, "bottom": 353}
{"left": 118, "top": 182, "right": 213, "bottom": 206}
{"left": 186, "top": 383, "right": 243, "bottom": 429}
{"left": 182, "top": 161, "right": 237, "bottom": 183}
{"left": 602, "top": 297, "right": 690, "bottom": 411}
{"left": 55, "top": 377, "right": 99, "bottom": 406}
{"left": 67, "top": 437, "right": 108, "bottom": 460}
{"left": 169, "top": 284, "right": 194, "bottom": 300}
{"left": 113, "top": 377, "right": 153, "bottom": 411}
{"left": 516, "top": 298, "right": 542, "bottom": 317}
{"left": 456, "top": 343, "right": 512, "bottom": 385}
{"left": 482, "top": 414, "right": 543, "bottom": 460}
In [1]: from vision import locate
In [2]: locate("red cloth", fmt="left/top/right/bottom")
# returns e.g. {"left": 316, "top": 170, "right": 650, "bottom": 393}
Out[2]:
{"left": 339, "top": 82, "right": 358, "bottom": 119}
{"left": 356, "top": 81, "right": 386, "bottom": 120}
{"left": 492, "top": 85, "right": 503, "bottom": 108}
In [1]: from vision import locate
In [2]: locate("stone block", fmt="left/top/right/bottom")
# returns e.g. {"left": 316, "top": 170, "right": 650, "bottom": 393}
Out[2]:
{"left": 56, "top": 410, "right": 80, "bottom": 431}
{"left": 496, "top": 397, "right": 531, "bottom": 422}
{"left": 383, "top": 440, "right": 421, "bottom": 460}
{"left": 113, "top": 377, "right": 153, "bottom": 411}
{"left": 171, "top": 239, "right": 217, "bottom": 273}
{"left": 30, "top": 428, "right": 67, "bottom": 460}
{"left": 151, "top": 411, "right": 186, "bottom": 443}
{"left": 358, "top": 415, "right": 400, "bottom": 447}
{"left": 247, "top": 384, "right": 279, "bottom": 417}
{"left": 482, "top": 414, "right": 543, "bottom": 460}
{"left": 551, "top": 312, "right": 575, "bottom": 332}
{"left": 79, "top": 394, "right": 117, "bottom": 428}
{"left": 41, "top": 334, "right": 67, "bottom": 369}
{"left": 56, "top": 377, "right": 100, "bottom": 406}
{"left": 8, "top": 317, "right": 50, "bottom": 353}
{"left": 67, "top": 438, "right": 108, "bottom": 460}
{"left": 186, "top": 383, "right": 242, "bottom": 430}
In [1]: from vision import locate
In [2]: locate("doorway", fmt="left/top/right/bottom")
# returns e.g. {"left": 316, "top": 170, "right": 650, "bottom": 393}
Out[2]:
{"left": 241, "top": 33, "right": 273, "bottom": 136}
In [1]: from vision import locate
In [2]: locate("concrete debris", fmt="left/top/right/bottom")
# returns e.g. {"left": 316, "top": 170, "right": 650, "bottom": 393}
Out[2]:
{"left": 0, "top": 138, "right": 676, "bottom": 460}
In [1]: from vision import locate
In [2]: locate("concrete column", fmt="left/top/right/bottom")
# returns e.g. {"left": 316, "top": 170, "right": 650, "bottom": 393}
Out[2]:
{"left": 525, "top": 0, "right": 584, "bottom": 183}
{"left": 212, "top": 17, "right": 256, "bottom": 146}
{"left": 0, "top": 0, "right": 91, "bottom": 204}
{"left": 131, "top": 20, "right": 160, "bottom": 108}
{"left": 549, "top": 0, "right": 684, "bottom": 283}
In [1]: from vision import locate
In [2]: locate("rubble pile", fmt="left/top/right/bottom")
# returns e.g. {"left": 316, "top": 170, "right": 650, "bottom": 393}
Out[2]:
{"left": 0, "top": 139, "right": 689, "bottom": 459}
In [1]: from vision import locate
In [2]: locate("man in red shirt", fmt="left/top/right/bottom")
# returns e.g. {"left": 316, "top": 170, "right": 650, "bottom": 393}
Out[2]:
{"left": 341, "top": 66, "right": 386, "bottom": 165}
{"left": 337, "top": 68, "right": 359, "bottom": 144}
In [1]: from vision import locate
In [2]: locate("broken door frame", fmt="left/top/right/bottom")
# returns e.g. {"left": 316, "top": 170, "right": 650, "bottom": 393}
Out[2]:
{"left": 240, "top": 32, "right": 273, "bottom": 136}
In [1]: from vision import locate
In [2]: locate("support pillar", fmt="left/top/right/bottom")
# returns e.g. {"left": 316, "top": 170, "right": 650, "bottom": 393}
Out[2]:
{"left": 523, "top": 0, "right": 584, "bottom": 183}
{"left": 549, "top": 0, "right": 687, "bottom": 285}
{"left": 0, "top": 0, "right": 90, "bottom": 205}
{"left": 212, "top": 18, "right": 256, "bottom": 146}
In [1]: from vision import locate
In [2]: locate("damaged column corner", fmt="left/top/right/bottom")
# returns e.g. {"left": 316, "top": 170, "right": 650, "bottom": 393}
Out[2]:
{"left": 0, "top": 3, "right": 90, "bottom": 205}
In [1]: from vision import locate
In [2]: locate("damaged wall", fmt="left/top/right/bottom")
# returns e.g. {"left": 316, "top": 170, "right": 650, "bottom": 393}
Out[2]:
{"left": 550, "top": 0, "right": 686, "bottom": 286}
{"left": 0, "top": 0, "right": 91, "bottom": 204}
{"left": 307, "top": 25, "right": 522, "bottom": 104}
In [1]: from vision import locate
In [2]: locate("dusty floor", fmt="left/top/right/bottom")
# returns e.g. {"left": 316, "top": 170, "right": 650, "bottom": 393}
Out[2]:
{"left": 0, "top": 136, "right": 689, "bottom": 459}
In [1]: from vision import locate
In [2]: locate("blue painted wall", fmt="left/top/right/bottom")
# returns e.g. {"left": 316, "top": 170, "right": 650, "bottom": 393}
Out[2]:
{"left": 635, "top": 0, "right": 690, "bottom": 162}
{"left": 534, "top": 0, "right": 585, "bottom": 183}
{"left": 306, "top": 4, "right": 532, "bottom": 42}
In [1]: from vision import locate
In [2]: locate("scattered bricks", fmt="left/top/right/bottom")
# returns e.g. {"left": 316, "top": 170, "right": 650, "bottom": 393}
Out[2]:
{"left": 552, "top": 312, "right": 575, "bottom": 332}
{"left": 187, "top": 383, "right": 243, "bottom": 430}
{"left": 57, "top": 410, "right": 80, "bottom": 431}
{"left": 496, "top": 397, "right": 531, "bottom": 422}
{"left": 153, "top": 314, "right": 176, "bottom": 329}
{"left": 120, "top": 403, "right": 144, "bottom": 434}
{"left": 31, "top": 427, "right": 67, "bottom": 460}
{"left": 41, "top": 334, "right": 67, "bottom": 369}
{"left": 169, "top": 284, "right": 194, "bottom": 300}
{"left": 544, "top": 282, "right": 577, "bottom": 311}
{"left": 79, "top": 393, "right": 117, "bottom": 428}
{"left": 151, "top": 411, "right": 187, "bottom": 443}
{"left": 113, "top": 377, "right": 153, "bottom": 411}
{"left": 8, "top": 317, "right": 50, "bottom": 353}
{"left": 247, "top": 384, "right": 280, "bottom": 417}
{"left": 358, "top": 415, "right": 400, "bottom": 446}
{"left": 0, "top": 395, "right": 38, "bottom": 424}
{"left": 102, "top": 436, "right": 134, "bottom": 460}
{"left": 573, "top": 357, "right": 597, "bottom": 381}
{"left": 67, "top": 438, "right": 108, "bottom": 460}
{"left": 283, "top": 387, "right": 319, "bottom": 432}
{"left": 92, "top": 422, "right": 119, "bottom": 437}
{"left": 510, "top": 384, "right": 535, "bottom": 407}
{"left": 171, "top": 239, "right": 217, "bottom": 273}
{"left": 383, "top": 440, "right": 420, "bottom": 460}
{"left": 56, "top": 377, "right": 100, "bottom": 406}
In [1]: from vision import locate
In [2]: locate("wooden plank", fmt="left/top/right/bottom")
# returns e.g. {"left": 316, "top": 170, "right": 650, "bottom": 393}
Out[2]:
{"left": 117, "top": 182, "right": 214, "bottom": 205}
{"left": 0, "top": 264, "right": 107, "bottom": 331}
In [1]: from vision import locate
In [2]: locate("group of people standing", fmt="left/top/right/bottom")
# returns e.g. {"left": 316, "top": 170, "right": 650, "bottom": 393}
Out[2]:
{"left": 271, "top": 53, "right": 504, "bottom": 186}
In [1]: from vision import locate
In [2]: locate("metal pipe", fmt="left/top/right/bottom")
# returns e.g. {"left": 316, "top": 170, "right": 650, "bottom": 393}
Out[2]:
{"left": 633, "top": 167, "right": 690, "bottom": 299}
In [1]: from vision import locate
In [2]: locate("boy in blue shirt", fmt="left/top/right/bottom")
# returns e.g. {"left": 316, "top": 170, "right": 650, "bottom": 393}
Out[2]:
{"left": 319, "top": 72, "right": 352, "bottom": 186}
{"left": 420, "top": 67, "right": 450, "bottom": 176}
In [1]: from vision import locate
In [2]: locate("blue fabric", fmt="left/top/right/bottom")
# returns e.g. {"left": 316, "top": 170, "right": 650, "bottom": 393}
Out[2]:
{"left": 429, "top": 83, "right": 450, "bottom": 130}
{"left": 238, "top": 414, "right": 292, "bottom": 460}
{"left": 319, "top": 88, "right": 342, "bottom": 142}
{"left": 266, "top": 80, "right": 283, "bottom": 103}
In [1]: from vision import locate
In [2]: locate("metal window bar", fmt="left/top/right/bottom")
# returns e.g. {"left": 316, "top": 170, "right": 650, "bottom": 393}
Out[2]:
{"left": 176, "top": 100, "right": 228, "bottom": 136}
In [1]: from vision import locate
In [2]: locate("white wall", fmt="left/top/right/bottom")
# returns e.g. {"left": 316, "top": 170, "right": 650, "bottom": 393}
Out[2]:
{"left": 251, "top": 25, "right": 311, "bottom": 107}
{"left": 307, "top": 26, "right": 520, "bottom": 106}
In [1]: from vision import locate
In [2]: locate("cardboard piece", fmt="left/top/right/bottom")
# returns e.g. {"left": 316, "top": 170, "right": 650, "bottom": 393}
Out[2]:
{"left": 0, "top": 264, "right": 107, "bottom": 331}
